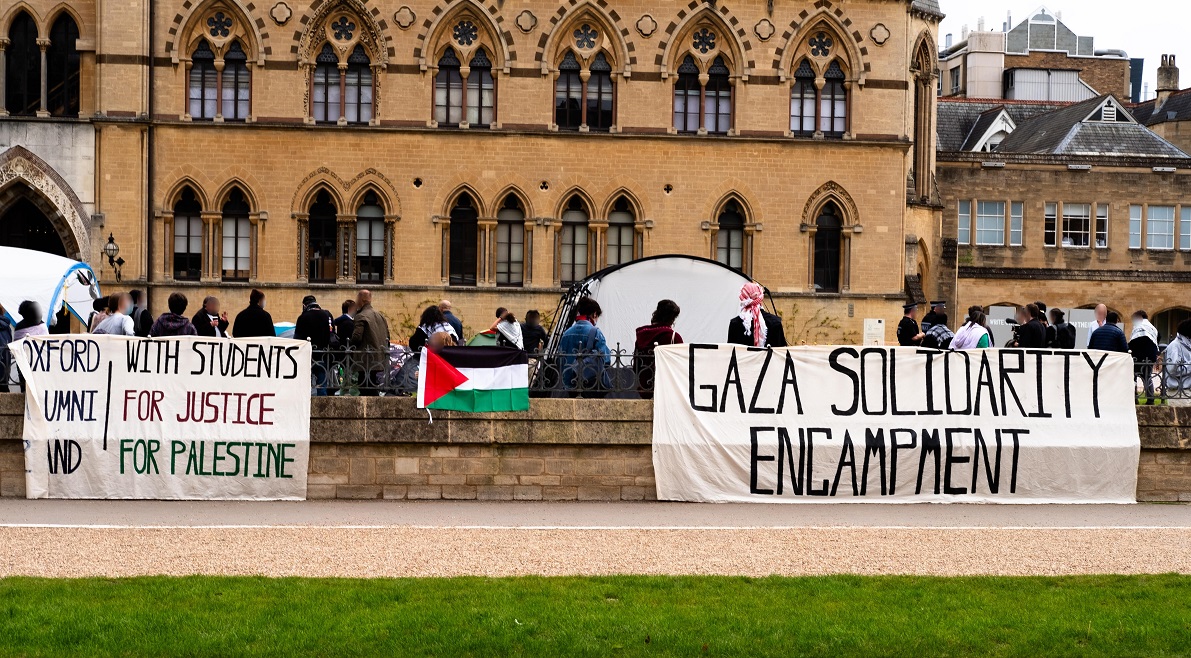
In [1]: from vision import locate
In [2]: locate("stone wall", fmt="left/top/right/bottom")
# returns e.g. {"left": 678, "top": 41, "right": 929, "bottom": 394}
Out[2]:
{"left": 2, "top": 394, "right": 1189, "bottom": 502}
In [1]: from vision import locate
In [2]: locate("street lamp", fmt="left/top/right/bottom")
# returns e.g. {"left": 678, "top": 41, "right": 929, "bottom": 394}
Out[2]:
{"left": 103, "top": 233, "right": 125, "bottom": 282}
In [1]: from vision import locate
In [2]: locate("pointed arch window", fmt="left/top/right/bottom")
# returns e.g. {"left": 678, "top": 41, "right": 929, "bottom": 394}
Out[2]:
{"left": 555, "top": 51, "right": 583, "bottom": 130}
{"left": 434, "top": 48, "right": 464, "bottom": 126}
{"left": 790, "top": 59, "right": 816, "bottom": 136}
{"left": 495, "top": 195, "right": 525, "bottom": 287}
{"left": 606, "top": 197, "right": 637, "bottom": 266}
{"left": 704, "top": 57, "right": 732, "bottom": 134}
{"left": 435, "top": 47, "right": 495, "bottom": 128}
{"left": 716, "top": 200, "right": 745, "bottom": 271}
{"left": 221, "top": 188, "right": 251, "bottom": 281}
{"left": 221, "top": 40, "right": 250, "bottom": 121}
{"left": 345, "top": 45, "right": 373, "bottom": 124}
{"left": 308, "top": 190, "right": 338, "bottom": 283}
{"left": 189, "top": 40, "right": 218, "bottom": 120}
{"left": 820, "top": 60, "right": 847, "bottom": 136}
{"left": 47, "top": 14, "right": 81, "bottom": 117}
{"left": 468, "top": 48, "right": 495, "bottom": 127}
{"left": 312, "top": 44, "right": 341, "bottom": 123}
{"left": 173, "top": 188, "right": 203, "bottom": 281}
{"left": 674, "top": 55, "right": 701, "bottom": 133}
{"left": 587, "top": 53, "right": 614, "bottom": 132}
{"left": 5, "top": 12, "right": 39, "bottom": 116}
{"left": 559, "top": 196, "right": 590, "bottom": 285}
{"left": 449, "top": 193, "right": 479, "bottom": 286}
{"left": 813, "top": 203, "right": 842, "bottom": 292}
{"left": 356, "top": 191, "right": 385, "bottom": 284}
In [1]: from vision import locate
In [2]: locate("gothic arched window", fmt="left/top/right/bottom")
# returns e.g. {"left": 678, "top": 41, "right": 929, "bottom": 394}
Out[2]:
{"left": 468, "top": 48, "right": 495, "bottom": 127}
{"left": 606, "top": 197, "right": 636, "bottom": 266}
{"left": 704, "top": 56, "right": 732, "bottom": 134}
{"left": 449, "top": 193, "right": 479, "bottom": 286}
{"left": 221, "top": 188, "right": 251, "bottom": 281}
{"left": 189, "top": 40, "right": 218, "bottom": 120}
{"left": 173, "top": 188, "right": 203, "bottom": 281}
{"left": 312, "top": 44, "right": 341, "bottom": 123}
{"left": 47, "top": 14, "right": 81, "bottom": 117}
{"left": 587, "top": 53, "right": 614, "bottom": 132}
{"left": 5, "top": 12, "right": 39, "bottom": 116}
{"left": 717, "top": 200, "right": 745, "bottom": 271}
{"left": 495, "top": 195, "right": 525, "bottom": 287}
{"left": 813, "top": 203, "right": 842, "bottom": 293}
{"left": 820, "top": 60, "right": 847, "bottom": 137}
{"left": 559, "top": 196, "right": 590, "bottom": 285}
{"left": 673, "top": 55, "right": 701, "bottom": 134}
{"left": 555, "top": 51, "right": 583, "bottom": 130}
{"left": 434, "top": 48, "right": 464, "bottom": 126}
{"left": 790, "top": 59, "right": 816, "bottom": 136}
{"left": 222, "top": 40, "right": 250, "bottom": 121}
{"left": 344, "top": 45, "right": 373, "bottom": 124}
{"left": 356, "top": 191, "right": 385, "bottom": 283}
{"left": 308, "top": 190, "right": 338, "bottom": 283}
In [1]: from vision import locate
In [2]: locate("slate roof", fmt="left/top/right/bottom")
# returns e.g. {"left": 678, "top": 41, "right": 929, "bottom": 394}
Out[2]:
{"left": 959, "top": 107, "right": 1008, "bottom": 151}
{"left": 1131, "top": 89, "right": 1191, "bottom": 126}
{"left": 910, "top": 0, "right": 945, "bottom": 20}
{"left": 937, "top": 99, "right": 1065, "bottom": 152}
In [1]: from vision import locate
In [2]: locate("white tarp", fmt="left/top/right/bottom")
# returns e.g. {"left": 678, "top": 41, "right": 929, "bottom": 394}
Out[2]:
{"left": 652, "top": 345, "right": 1140, "bottom": 504}
{"left": 0, "top": 247, "right": 101, "bottom": 325}
{"left": 13, "top": 335, "right": 311, "bottom": 500}
{"left": 580, "top": 258, "right": 757, "bottom": 352}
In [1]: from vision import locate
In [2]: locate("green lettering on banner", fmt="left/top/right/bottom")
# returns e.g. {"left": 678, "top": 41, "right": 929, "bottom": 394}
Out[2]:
{"left": 254, "top": 442, "right": 268, "bottom": 478}
{"left": 280, "top": 443, "right": 296, "bottom": 479}
{"left": 267, "top": 443, "right": 281, "bottom": 478}
{"left": 186, "top": 442, "right": 200, "bottom": 475}
{"left": 197, "top": 442, "right": 211, "bottom": 476}
{"left": 171, "top": 441, "right": 186, "bottom": 475}
{"left": 119, "top": 440, "right": 133, "bottom": 474}
{"left": 226, "top": 442, "right": 242, "bottom": 477}
{"left": 212, "top": 442, "right": 226, "bottom": 476}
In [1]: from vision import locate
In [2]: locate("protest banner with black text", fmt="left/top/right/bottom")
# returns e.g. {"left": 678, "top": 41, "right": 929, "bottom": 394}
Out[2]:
{"left": 652, "top": 345, "right": 1140, "bottom": 504}
{"left": 14, "top": 335, "right": 311, "bottom": 500}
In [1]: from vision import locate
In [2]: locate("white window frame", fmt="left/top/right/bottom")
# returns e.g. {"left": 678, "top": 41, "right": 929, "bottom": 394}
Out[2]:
{"left": 1044, "top": 202, "right": 1058, "bottom": 247}
{"left": 1009, "top": 202, "right": 1023, "bottom": 246}
{"left": 975, "top": 200, "right": 1006, "bottom": 246}
{"left": 1095, "top": 204, "right": 1108, "bottom": 249}
{"left": 1061, "top": 202, "right": 1091, "bottom": 248}
{"left": 1147, "top": 205, "right": 1176, "bottom": 251}
{"left": 1129, "top": 205, "right": 1143, "bottom": 249}
{"left": 1181, "top": 206, "right": 1191, "bottom": 252}
{"left": 957, "top": 200, "right": 971, "bottom": 245}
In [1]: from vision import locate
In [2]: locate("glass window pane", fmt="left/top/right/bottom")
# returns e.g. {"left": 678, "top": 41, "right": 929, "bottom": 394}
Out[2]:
{"left": 975, "top": 200, "right": 1006, "bottom": 246}
{"left": 958, "top": 200, "right": 971, "bottom": 245}
{"left": 1010, "top": 202, "right": 1023, "bottom": 246}
{"left": 1147, "top": 206, "right": 1176, "bottom": 250}
{"left": 1181, "top": 207, "right": 1191, "bottom": 251}
{"left": 1061, "top": 203, "right": 1091, "bottom": 248}
{"left": 1044, "top": 202, "right": 1057, "bottom": 247}
{"left": 1096, "top": 204, "right": 1109, "bottom": 248}
{"left": 1130, "top": 205, "right": 1143, "bottom": 249}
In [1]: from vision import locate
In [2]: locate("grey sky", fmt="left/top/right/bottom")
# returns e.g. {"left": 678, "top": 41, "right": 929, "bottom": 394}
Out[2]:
{"left": 939, "top": 1, "right": 1185, "bottom": 100}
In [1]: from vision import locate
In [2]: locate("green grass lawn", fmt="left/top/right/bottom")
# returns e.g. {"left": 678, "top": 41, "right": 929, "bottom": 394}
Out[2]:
{"left": 2, "top": 575, "right": 1190, "bottom": 657}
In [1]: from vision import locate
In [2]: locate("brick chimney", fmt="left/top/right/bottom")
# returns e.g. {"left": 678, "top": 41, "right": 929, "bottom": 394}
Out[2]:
{"left": 1157, "top": 54, "right": 1180, "bottom": 109}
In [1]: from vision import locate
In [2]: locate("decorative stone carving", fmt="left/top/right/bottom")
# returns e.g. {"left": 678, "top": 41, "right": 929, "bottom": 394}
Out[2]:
{"left": 870, "top": 23, "right": 891, "bottom": 46}
{"left": 0, "top": 149, "right": 90, "bottom": 259}
{"left": 753, "top": 18, "right": 775, "bottom": 41}
{"left": 270, "top": 2, "right": 292, "bottom": 26}
{"left": 394, "top": 6, "right": 416, "bottom": 30}
{"left": 636, "top": 14, "right": 657, "bottom": 38}
{"left": 515, "top": 10, "right": 537, "bottom": 34}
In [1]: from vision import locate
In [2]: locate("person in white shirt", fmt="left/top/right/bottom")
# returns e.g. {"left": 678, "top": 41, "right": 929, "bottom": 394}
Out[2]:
{"left": 1086, "top": 303, "right": 1107, "bottom": 348}
{"left": 93, "top": 293, "right": 135, "bottom": 336}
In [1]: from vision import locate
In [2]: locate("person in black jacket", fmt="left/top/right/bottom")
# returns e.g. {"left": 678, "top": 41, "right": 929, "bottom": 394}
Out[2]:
{"left": 897, "top": 302, "right": 925, "bottom": 347}
{"left": 232, "top": 289, "right": 275, "bottom": 338}
{"left": 294, "top": 295, "right": 334, "bottom": 349}
{"left": 521, "top": 309, "right": 550, "bottom": 355}
{"left": 129, "top": 289, "right": 153, "bottom": 338}
{"left": 728, "top": 283, "right": 787, "bottom": 348}
{"left": 1010, "top": 304, "right": 1046, "bottom": 348}
{"left": 1048, "top": 308, "right": 1077, "bottom": 349}
{"left": 1088, "top": 311, "right": 1129, "bottom": 353}
{"left": 333, "top": 299, "right": 356, "bottom": 347}
{"left": 192, "top": 296, "right": 229, "bottom": 338}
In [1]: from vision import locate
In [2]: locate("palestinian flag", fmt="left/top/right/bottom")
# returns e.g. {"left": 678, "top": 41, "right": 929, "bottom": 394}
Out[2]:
{"left": 417, "top": 346, "right": 530, "bottom": 412}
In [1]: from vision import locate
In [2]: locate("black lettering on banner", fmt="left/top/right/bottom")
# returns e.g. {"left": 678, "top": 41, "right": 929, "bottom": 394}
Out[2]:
{"left": 888, "top": 428, "right": 917, "bottom": 495}
{"left": 46, "top": 439, "right": 82, "bottom": 474}
{"left": 831, "top": 431, "right": 859, "bottom": 497}
{"left": 776, "top": 353, "right": 804, "bottom": 415}
{"left": 747, "top": 348, "right": 775, "bottom": 414}
{"left": 860, "top": 348, "right": 888, "bottom": 415}
{"left": 283, "top": 346, "right": 301, "bottom": 380}
{"left": 750, "top": 427, "right": 776, "bottom": 495}
{"left": 688, "top": 345, "right": 718, "bottom": 411}
{"left": 971, "top": 428, "right": 1001, "bottom": 494}
{"left": 806, "top": 428, "right": 830, "bottom": 496}
{"left": 998, "top": 350, "right": 1028, "bottom": 417}
{"left": 190, "top": 341, "right": 207, "bottom": 376}
{"left": 1029, "top": 350, "right": 1053, "bottom": 418}
{"left": 918, "top": 350, "right": 943, "bottom": 416}
{"left": 829, "top": 348, "right": 860, "bottom": 416}
{"left": 720, "top": 350, "right": 746, "bottom": 413}
{"left": 943, "top": 428, "right": 972, "bottom": 495}
{"left": 1082, "top": 353, "right": 1107, "bottom": 418}
{"left": 1001, "top": 429, "right": 1027, "bottom": 493}
{"left": 861, "top": 429, "right": 888, "bottom": 496}
{"left": 1061, "top": 352, "right": 1076, "bottom": 419}
{"left": 888, "top": 351, "right": 914, "bottom": 417}
{"left": 974, "top": 352, "right": 999, "bottom": 416}
{"left": 944, "top": 351, "right": 973, "bottom": 415}
{"left": 916, "top": 428, "right": 941, "bottom": 495}
{"left": 776, "top": 427, "right": 805, "bottom": 495}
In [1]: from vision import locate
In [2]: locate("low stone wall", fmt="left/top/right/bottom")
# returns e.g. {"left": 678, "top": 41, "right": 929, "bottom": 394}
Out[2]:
{"left": 1, "top": 394, "right": 1189, "bottom": 502}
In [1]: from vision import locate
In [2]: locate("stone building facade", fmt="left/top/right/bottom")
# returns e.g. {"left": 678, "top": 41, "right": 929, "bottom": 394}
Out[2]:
{"left": 0, "top": 0, "right": 944, "bottom": 344}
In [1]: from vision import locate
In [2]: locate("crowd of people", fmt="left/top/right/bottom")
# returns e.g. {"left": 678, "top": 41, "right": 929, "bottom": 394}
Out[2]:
{"left": 897, "top": 299, "right": 1191, "bottom": 403}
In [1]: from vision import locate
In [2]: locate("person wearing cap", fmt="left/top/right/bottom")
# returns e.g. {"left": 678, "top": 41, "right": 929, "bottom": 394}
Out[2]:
{"left": 294, "top": 295, "right": 335, "bottom": 350}
{"left": 921, "top": 301, "right": 946, "bottom": 333}
{"left": 897, "top": 302, "right": 925, "bottom": 347}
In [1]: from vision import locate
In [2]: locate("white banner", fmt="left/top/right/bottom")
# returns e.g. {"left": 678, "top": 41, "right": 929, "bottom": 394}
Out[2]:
{"left": 13, "top": 335, "right": 311, "bottom": 500}
{"left": 652, "top": 345, "right": 1140, "bottom": 504}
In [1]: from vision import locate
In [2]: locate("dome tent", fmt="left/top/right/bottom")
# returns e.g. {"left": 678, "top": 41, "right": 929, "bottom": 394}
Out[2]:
{"left": 0, "top": 247, "right": 101, "bottom": 325}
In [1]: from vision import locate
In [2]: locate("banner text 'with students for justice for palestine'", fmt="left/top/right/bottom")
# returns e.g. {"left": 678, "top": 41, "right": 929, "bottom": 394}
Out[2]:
{"left": 651, "top": 345, "right": 1140, "bottom": 504}
{"left": 14, "top": 335, "right": 311, "bottom": 500}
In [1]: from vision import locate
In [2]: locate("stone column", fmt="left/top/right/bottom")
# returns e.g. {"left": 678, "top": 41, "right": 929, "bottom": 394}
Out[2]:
{"left": 37, "top": 38, "right": 50, "bottom": 117}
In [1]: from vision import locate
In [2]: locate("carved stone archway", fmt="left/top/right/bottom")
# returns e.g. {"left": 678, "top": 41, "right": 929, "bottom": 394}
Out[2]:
{"left": 0, "top": 146, "right": 89, "bottom": 260}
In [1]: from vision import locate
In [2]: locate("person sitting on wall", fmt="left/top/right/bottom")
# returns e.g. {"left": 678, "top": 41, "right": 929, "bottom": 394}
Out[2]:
{"left": 192, "top": 296, "right": 229, "bottom": 338}
{"left": 729, "top": 283, "right": 787, "bottom": 348}
{"left": 1130, "top": 310, "right": 1160, "bottom": 404}
{"left": 150, "top": 293, "right": 198, "bottom": 337}
{"left": 439, "top": 300, "right": 465, "bottom": 343}
{"left": 232, "top": 289, "right": 276, "bottom": 338}
{"left": 558, "top": 296, "right": 612, "bottom": 397}
{"left": 1164, "top": 320, "right": 1191, "bottom": 404}
{"left": 635, "top": 299, "right": 683, "bottom": 399}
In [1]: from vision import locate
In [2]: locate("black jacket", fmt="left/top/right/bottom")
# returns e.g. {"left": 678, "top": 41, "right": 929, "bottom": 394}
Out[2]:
{"left": 1014, "top": 319, "right": 1047, "bottom": 349}
{"left": 333, "top": 314, "right": 354, "bottom": 346}
{"left": 131, "top": 305, "right": 153, "bottom": 338}
{"left": 1050, "top": 322, "right": 1077, "bottom": 350}
{"left": 897, "top": 316, "right": 921, "bottom": 347}
{"left": 192, "top": 310, "right": 229, "bottom": 338}
{"left": 521, "top": 322, "right": 550, "bottom": 354}
{"left": 232, "top": 304, "right": 275, "bottom": 338}
{"left": 294, "top": 306, "right": 334, "bottom": 349}
{"left": 728, "top": 312, "right": 787, "bottom": 348}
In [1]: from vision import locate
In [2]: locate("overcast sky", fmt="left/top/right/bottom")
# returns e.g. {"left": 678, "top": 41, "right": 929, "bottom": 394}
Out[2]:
{"left": 939, "top": 1, "right": 1184, "bottom": 100}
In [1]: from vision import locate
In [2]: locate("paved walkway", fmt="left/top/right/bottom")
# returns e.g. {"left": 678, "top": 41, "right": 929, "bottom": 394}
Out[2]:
{"left": 2, "top": 500, "right": 1189, "bottom": 578}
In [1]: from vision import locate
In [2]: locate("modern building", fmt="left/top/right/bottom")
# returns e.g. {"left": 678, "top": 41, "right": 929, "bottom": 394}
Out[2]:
{"left": 0, "top": 0, "right": 945, "bottom": 344}
{"left": 939, "top": 7, "right": 1132, "bottom": 103}
{"left": 937, "top": 94, "right": 1191, "bottom": 340}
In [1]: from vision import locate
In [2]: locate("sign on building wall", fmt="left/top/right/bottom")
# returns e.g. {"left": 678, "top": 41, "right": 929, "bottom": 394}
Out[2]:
{"left": 651, "top": 344, "right": 1139, "bottom": 504}
{"left": 13, "top": 336, "right": 311, "bottom": 500}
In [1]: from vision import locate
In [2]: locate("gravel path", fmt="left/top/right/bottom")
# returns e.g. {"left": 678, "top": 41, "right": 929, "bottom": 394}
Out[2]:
{"left": 2, "top": 526, "right": 1190, "bottom": 578}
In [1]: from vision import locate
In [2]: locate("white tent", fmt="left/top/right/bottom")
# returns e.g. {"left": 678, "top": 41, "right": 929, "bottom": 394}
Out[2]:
{"left": 0, "top": 247, "right": 101, "bottom": 325}
{"left": 549, "top": 255, "right": 770, "bottom": 353}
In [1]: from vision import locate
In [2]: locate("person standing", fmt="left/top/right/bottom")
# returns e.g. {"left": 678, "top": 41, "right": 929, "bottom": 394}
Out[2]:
{"left": 521, "top": 310, "right": 550, "bottom": 355}
{"left": 232, "top": 289, "right": 275, "bottom": 338}
{"left": 294, "top": 295, "right": 335, "bottom": 349}
{"left": 896, "top": 302, "right": 925, "bottom": 347}
{"left": 350, "top": 290, "right": 391, "bottom": 396}
{"left": 93, "top": 293, "right": 135, "bottom": 336}
{"left": 409, "top": 305, "right": 457, "bottom": 353}
{"left": 87, "top": 297, "right": 110, "bottom": 333}
{"left": 333, "top": 299, "right": 356, "bottom": 347}
{"left": 1088, "top": 311, "right": 1128, "bottom": 352}
{"left": 129, "top": 289, "right": 153, "bottom": 338}
{"left": 1086, "top": 303, "right": 1108, "bottom": 348}
{"left": 1009, "top": 304, "right": 1046, "bottom": 348}
{"left": 0, "top": 304, "right": 12, "bottom": 390}
{"left": 1048, "top": 308, "right": 1076, "bottom": 349}
{"left": 439, "top": 300, "right": 465, "bottom": 343}
{"left": 921, "top": 313, "right": 954, "bottom": 349}
{"left": 921, "top": 301, "right": 945, "bottom": 333}
{"left": 728, "top": 283, "right": 787, "bottom": 348}
{"left": 1130, "top": 310, "right": 1160, "bottom": 404}
{"left": 1164, "top": 320, "right": 1191, "bottom": 403}
{"left": 634, "top": 300, "right": 683, "bottom": 398}
{"left": 951, "top": 307, "right": 991, "bottom": 350}
{"left": 193, "top": 296, "right": 229, "bottom": 338}
{"left": 150, "top": 293, "right": 198, "bottom": 337}
{"left": 1034, "top": 301, "right": 1056, "bottom": 348}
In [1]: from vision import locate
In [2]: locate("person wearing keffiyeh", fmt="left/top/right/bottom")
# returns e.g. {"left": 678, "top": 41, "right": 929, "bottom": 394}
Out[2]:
{"left": 727, "top": 283, "right": 787, "bottom": 348}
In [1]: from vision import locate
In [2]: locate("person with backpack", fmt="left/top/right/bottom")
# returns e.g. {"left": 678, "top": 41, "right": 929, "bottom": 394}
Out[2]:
{"left": 1048, "top": 308, "right": 1077, "bottom": 349}
{"left": 921, "top": 312, "right": 954, "bottom": 349}
{"left": 557, "top": 297, "right": 611, "bottom": 398}
{"left": 129, "top": 289, "right": 153, "bottom": 338}
{"left": 634, "top": 300, "right": 683, "bottom": 399}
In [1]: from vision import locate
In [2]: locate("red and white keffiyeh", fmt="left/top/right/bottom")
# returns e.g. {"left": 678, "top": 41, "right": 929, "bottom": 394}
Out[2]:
{"left": 738, "top": 282, "right": 767, "bottom": 347}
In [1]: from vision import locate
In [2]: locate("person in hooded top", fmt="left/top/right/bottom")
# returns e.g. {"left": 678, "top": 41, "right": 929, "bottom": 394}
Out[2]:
{"left": 1048, "top": 308, "right": 1077, "bottom": 349}
{"left": 728, "top": 283, "right": 786, "bottom": 348}
{"left": 294, "top": 295, "right": 335, "bottom": 350}
{"left": 13, "top": 301, "right": 48, "bottom": 341}
{"left": 951, "top": 306, "right": 991, "bottom": 350}
{"left": 921, "top": 312, "right": 955, "bottom": 350}
{"left": 1165, "top": 319, "right": 1191, "bottom": 403}
{"left": 87, "top": 297, "right": 110, "bottom": 333}
{"left": 635, "top": 299, "right": 683, "bottom": 399}
{"left": 520, "top": 310, "right": 550, "bottom": 355}
{"left": 232, "top": 289, "right": 275, "bottom": 338}
{"left": 150, "top": 293, "right": 198, "bottom": 337}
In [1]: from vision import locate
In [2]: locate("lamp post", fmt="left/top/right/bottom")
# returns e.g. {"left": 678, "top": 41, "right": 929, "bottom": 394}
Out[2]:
{"left": 103, "top": 233, "right": 124, "bottom": 282}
